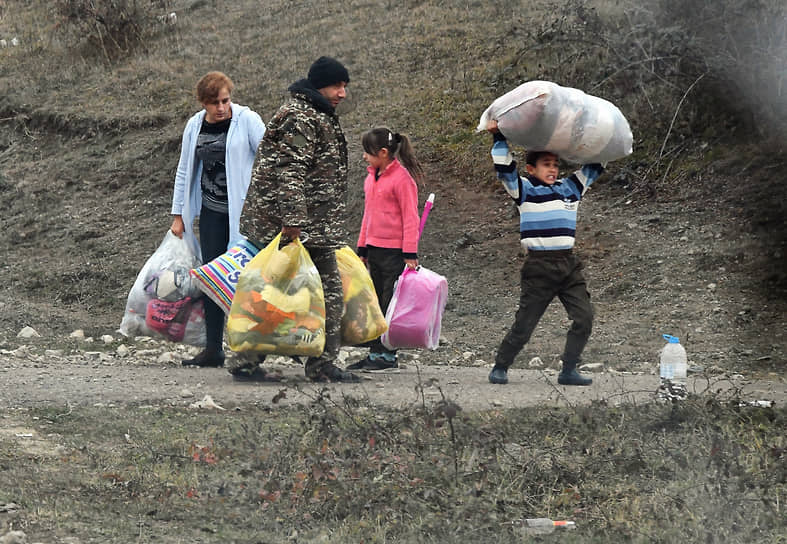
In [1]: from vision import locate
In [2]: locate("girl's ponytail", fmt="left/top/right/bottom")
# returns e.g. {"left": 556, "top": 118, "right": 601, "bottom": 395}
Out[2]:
{"left": 393, "top": 133, "right": 424, "bottom": 185}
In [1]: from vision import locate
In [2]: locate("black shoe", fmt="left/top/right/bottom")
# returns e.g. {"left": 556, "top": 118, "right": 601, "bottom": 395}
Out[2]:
{"left": 557, "top": 368, "right": 592, "bottom": 386}
{"left": 182, "top": 349, "right": 225, "bottom": 368}
{"left": 230, "top": 366, "right": 283, "bottom": 383}
{"left": 363, "top": 358, "right": 398, "bottom": 371}
{"left": 307, "top": 363, "right": 361, "bottom": 383}
{"left": 345, "top": 357, "right": 369, "bottom": 371}
{"left": 488, "top": 366, "right": 509, "bottom": 384}
{"left": 346, "top": 356, "right": 398, "bottom": 371}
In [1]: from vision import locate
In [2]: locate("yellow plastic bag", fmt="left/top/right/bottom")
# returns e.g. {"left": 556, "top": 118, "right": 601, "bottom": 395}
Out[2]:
{"left": 227, "top": 233, "right": 325, "bottom": 356}
{"left": 336, "top": 246, "right": 388, "bottom": 345}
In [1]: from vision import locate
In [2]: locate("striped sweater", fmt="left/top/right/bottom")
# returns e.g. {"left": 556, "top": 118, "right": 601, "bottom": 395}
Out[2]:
{"left": 491, "top": 136, "right": 603, "bottom": 251}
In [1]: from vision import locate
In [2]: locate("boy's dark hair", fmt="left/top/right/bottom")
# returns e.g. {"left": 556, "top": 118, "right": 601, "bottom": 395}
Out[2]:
{"left": 525, "top": 150, "right": 559, "bottom": 166}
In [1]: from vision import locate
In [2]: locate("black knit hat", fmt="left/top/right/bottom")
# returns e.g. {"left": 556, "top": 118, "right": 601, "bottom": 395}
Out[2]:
{"left": 307, "top": 56, "right": 350, "bottom": 89}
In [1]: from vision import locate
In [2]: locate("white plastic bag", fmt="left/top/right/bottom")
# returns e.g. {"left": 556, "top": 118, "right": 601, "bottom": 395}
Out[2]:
{"left": 119, "top": 230, "right": 206, "bottom": 346}
{"left": 477, "top": 80, "right": 633, "bottom": 164}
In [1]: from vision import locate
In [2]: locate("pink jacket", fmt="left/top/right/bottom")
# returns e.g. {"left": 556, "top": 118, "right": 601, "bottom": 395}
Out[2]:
{"left": 357, "top": 159, "right": 420, "bottom": 255}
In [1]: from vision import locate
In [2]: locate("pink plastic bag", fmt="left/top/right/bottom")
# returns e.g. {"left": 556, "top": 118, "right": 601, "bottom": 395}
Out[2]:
{"left": 145, "top": 297, "right": 205, "bottom": 344}
{"left": 381, "top": 266, "right": 448, "bottom": 350}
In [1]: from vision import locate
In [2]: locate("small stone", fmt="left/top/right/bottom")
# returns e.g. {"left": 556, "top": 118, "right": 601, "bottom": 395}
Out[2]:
{"left": 189, "top": 395, "right": 225, "bottom": 410}
{"left": 527, "top": 356, "right": 545, "bottom": 368}
{"left": 180, "top": 389, "right": 194, "bottom": 398}
{"left": 157, "top": 352, "right": 179, "bottom": 364}
{"left": 101, "top": 334, "right": 114, "bottom": 344}
{"left": 17, "top": 326, "right": 40, "bottom": 339}
{"left": 0, "top": 529, "right": 27, "bottom": 544}
{"left": 70, "top": 330, "right": 85, "bottom": 339}
{"left": 44, "top": 349, "right": 63, "bottom": 357}
{"left": 116, "top": 345, "right": 130, "bottom": 357}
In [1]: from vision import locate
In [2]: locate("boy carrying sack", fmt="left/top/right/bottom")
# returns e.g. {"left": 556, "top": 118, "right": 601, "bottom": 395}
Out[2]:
{"left": 485, "top": 119, "right": 604, "bottom": 386}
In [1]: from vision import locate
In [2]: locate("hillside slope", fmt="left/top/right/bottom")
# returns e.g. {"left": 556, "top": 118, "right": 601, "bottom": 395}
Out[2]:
{"left": 0, "top": 0, "right": 784, "bottom": 378}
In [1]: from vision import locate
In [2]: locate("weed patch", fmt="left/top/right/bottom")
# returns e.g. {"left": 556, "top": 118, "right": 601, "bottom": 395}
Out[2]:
{"left": 1, "top": 393, "right": 784, "bottom": 542}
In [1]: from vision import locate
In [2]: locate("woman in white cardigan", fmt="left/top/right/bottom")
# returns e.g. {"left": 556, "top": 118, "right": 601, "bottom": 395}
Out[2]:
{"left": 169, "top": 71, "right": 265, "bottom": 368}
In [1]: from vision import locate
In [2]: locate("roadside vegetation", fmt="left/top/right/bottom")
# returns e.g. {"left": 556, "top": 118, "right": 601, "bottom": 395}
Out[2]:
{"left": 0, "top": 0, "right": 784, "bottom": 541}
{"left": 2, "top": 390, "right": 785, "bottom": 542}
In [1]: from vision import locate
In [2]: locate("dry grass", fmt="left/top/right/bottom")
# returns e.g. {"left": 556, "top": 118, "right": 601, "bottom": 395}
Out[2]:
{"left": 0, "top": 392, "right": 784, "bottom": 542}
{"left": 0, "top": 1, "right": 785, "bottom": 540}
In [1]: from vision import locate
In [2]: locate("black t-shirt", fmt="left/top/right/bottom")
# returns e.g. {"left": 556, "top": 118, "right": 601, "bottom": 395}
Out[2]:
{"left": 196, "top": 117, "right": 232, "bottom": 214}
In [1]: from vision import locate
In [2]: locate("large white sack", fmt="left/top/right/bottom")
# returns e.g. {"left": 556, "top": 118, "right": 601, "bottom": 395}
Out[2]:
{"left": 477, "top": 80, "right": 633, "bottom": 164}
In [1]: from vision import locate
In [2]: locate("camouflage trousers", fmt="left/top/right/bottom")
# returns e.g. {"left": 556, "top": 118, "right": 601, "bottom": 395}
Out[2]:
{"left": 226, "top": 242, "right": 343, "bottom": 375}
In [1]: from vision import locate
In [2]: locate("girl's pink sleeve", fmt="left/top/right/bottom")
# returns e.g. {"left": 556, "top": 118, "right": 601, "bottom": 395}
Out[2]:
{"left": 397, "top": 173, "right": 420, "bottom": 254}
{"left": 356, "top": 174, "right": 372, "bottom": 248}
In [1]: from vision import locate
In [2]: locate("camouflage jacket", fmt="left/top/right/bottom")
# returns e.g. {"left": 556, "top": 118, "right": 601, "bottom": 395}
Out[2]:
{"left": 240, "top": 79, "right": 349, "bottom": 249}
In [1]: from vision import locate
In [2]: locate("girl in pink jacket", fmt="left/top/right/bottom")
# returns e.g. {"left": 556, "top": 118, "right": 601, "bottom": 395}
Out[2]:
{"left": 347, "top": 128, "right": 424, "bottom": 371}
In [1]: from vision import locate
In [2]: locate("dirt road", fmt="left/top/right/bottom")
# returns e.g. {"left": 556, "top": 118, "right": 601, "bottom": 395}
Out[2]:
{"left": 1, "top": 345, "right": 783, "bottom": 411}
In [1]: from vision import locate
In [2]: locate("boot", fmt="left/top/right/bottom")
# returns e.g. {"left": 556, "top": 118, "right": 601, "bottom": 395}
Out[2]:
{"left": 305, "top": 359, "right": 360, "bottom": 383}
{"left": 230, "top": 365, "right": 283, "bottom": 383}
{"left": 182, "top": 349, "right": 225, "bottom": 368}
{"left": 557, "top": 360, "right": 592, "bottom": 386}
{"left": 488, "top": 366, "right": 509, "bottom": 384}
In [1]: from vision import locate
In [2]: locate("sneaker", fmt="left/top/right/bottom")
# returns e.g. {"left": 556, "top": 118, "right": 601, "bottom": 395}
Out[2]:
{"left": 346, "top": 356, "right": 398, "bottom": 372}
{"left": 488, "top": 366, "right": 509, "bottom": 384}
{"left": 363, "top": 358, "right": 398, "bottom": 372}
{"left": 230, "top": 366, "right": 283, "bottom": 383}
{"left": 182, "top": 349, "right": 225, "bottom": 368}
{"left": 307, "top": 362, "right": 361, "bottom": 383}
{"left": 557, "top": 369, "right": 592, "bottom": 386}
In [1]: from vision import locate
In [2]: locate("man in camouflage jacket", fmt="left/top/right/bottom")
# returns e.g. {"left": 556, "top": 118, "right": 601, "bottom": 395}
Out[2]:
{"left": 232, "top": 56, "right": 360, "bottom": 383}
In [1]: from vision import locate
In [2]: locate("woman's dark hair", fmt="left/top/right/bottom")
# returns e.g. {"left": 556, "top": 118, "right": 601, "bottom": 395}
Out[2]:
{"left": 362, "top": 127, "right": 424, "bottom": 183}
{"left": 195, "top": 71, "right": 234, "bottom": 103}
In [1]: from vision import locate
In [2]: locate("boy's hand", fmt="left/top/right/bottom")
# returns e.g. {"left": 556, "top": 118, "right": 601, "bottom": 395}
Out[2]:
{"left": 486, "top": 119, "right": 499, "bottom": 133}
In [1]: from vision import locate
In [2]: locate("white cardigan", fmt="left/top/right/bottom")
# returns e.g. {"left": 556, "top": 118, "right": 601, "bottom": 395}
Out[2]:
{"left": 170, "top": 104, "right": 265, "bottom": 258}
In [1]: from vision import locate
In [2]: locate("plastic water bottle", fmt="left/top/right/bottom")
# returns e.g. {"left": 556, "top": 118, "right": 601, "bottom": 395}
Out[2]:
{"left": 515, "top": 518, "right": 576, "bottom": 534}
{"left": 659, "top": 334, "right": 687, "bottom": 400}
